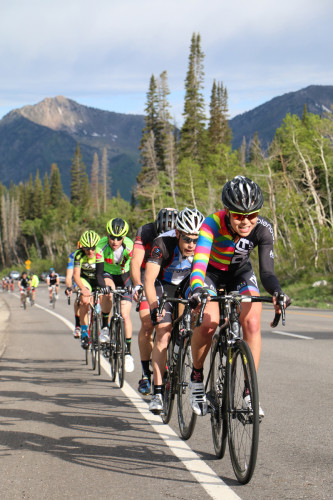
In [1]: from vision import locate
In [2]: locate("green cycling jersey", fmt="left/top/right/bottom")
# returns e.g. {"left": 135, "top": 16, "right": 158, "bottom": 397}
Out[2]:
{"left": 96, "top": 236, "right": 133, "bottom": 275}
{"left": 73, "top": 249, "right": 97, "bottom": 281}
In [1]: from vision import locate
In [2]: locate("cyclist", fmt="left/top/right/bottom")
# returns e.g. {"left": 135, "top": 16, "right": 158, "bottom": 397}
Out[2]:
{"left": 189, "top": 175, "right": 290, "bottom": 417}
{"left": 73, "top": 230, "right": 100, "bottom": 348}
{"left": 65, "top": 242, "right": 81, "bottom": 338}
{"left": 29, "top": 271, "right": 39, "bottom": 305}
{"left": 96, "top": 217, "right": 135, "bottom": 373}
{"left": 46, "top": 268, "right": 59, "bottom": 304}
{"left": 19, "top": 271, "right": 30, "bottom": 307}
{"left": 144, "top": 207, "right": 205, "bottom": 413}
{"left": 131, "top": 208, "right": 179, "bottom": 395}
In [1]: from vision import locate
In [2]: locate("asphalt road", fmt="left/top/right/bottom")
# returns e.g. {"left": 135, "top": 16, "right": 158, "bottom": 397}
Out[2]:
{"left": 0, "top": 284, "right": 332, "bottom": 500}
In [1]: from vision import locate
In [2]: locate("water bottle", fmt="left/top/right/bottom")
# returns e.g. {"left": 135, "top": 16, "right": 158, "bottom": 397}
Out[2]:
{"left": 95, "top": 303, "right": 101, "bottom": 314}
{"left": 173, "top": 343, "right": 179, "bottom": 362}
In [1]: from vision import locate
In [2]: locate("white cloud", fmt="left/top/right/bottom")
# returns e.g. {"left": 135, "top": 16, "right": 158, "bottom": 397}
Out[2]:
{"left": 0, "top": 0, "right": 332, "bottom": 120}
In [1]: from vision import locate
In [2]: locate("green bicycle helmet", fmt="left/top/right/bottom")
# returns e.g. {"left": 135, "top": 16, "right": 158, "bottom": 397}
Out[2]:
{"left": 79, "top": 230, "right": 100, "bottom": 248}
{"left": 106, "top": 218, "right": 129, "bottom": 238}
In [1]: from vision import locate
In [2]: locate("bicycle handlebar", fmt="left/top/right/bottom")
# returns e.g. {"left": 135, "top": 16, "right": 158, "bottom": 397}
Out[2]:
{"left": 196, "top": 292, "right": 287, "bottom": 327}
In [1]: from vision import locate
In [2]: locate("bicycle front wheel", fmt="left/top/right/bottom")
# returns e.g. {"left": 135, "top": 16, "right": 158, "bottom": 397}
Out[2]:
{"left": 109, "top": 318, "right": 117, "bottom": 382}
{"left": 209, "top": 339, "right": 227, "bottom": 459}
{"left": 177, "top": 339, "right": 197, "bottom": 440}
{"left": 227, "top": 339, "right": 259, "bottom": 484}
{"left": 116, "top": 318, "right": 125, "bottom": 388}
{"left": 161, "top": 339, "right": 175, "bottom": 424}
{"left": 91, "top": 319, "right": 98, "bottom": 371}
{"left": 94, "top": 314, "right": 101, "bottom": 375}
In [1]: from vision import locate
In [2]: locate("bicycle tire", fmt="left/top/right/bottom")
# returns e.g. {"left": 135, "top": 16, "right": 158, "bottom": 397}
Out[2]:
{"left": 85, "top": 346, "right": 89, "bottom": 365}
{"left": 209, "top": 337, "right": 228, "bottom": 459}
{"left": 95, "top": 314, "right": 101, "bottom": 375}
{"left": 161, "top": 339, "right": 175, "bottom": 424}
{"left": 23, "top": 293, "right": 26, "bottom": 310}
{"left": 227, "top": 339, "right": 259, "bottom": 484}
{"left": 177, "top": 339, "right": 197, "bottom": 440}
{"left": 52, "top": 291, "right": 56, "bottom": 310}
{"left": 116, "top": 318, "right": 125, "bottom": 388}
{"left": 109, "top": 318, "right": 117, "bottom": 382}
{"left": 91, "top": 317, "right": 98, "bottom": 371}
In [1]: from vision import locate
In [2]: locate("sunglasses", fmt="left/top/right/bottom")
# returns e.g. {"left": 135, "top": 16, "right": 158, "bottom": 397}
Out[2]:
{"left": 229, "top": 210, "right": 260, "bottom": 221}
{"left": 108, "top": 235, "right": 123, "bottom": 241}
{"left": 180, "top": 234, "right": 199, "bottom": 244}
{"left": 84, "top": 247, "right": 96, "bottom": 251}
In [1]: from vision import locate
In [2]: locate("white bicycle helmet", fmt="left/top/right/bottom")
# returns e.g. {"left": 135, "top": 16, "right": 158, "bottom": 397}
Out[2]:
{"left": 175, "top": 207, "right": 205, "bottom": 235}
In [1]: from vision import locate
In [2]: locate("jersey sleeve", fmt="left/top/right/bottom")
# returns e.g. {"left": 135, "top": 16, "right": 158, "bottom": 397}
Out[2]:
{"left": 190, "top": 215, "right": 215, "bottom": 291}
{"left": 257, "top": 221, "right": 282, "bottom": 295}
{"left": 146, "top": 236, "right": 167, "bottom": 266}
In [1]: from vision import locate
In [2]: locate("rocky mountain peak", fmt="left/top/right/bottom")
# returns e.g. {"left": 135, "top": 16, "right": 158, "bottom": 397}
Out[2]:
{"left": 12, "top": 95, "right": 83, "bottom": 132}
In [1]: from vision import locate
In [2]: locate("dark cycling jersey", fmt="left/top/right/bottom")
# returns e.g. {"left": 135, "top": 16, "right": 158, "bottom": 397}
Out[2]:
{"left": 48, "top": 273, "right": 59, "bottom": 286}
{"left": 147, "top": 235, "right": 193, "bottom": 286}
{"left": 20, "top": 278, "right": 30, "bottom": 289}
{"left": 190, "top": 210, "right": 282, "bottom": 295}
{"left": 134, "top": 222, "right": 158, "bottom": 270}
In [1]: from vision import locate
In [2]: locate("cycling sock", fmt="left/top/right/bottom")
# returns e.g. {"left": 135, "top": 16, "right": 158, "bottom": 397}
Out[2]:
{"left": 81, "top": 325, "right": 88, "bottom": 338}
{"left": 75, "top": 315, "right": 80, "bottom": 328}
{"left": 102, "top": 313, "right": 109, "bottom": 329}
{"left": 125, "top": 339, "right": 131, "bottom": 354}
{"left": 141, "top": 360, "right": 151, "bottom": 378}
{"left": 154, "top": 385, "right": 163, "bottom": 395}
{"left": 191, "top": 367, "right": 204, "bottom": 383}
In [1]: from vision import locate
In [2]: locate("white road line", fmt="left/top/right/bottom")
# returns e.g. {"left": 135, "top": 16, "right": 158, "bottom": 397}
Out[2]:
{"left": 272, "top": 330, "right": 314, "bottom": 340}
{"left": 35, "top": 303, "right": 242, "bottom": 500}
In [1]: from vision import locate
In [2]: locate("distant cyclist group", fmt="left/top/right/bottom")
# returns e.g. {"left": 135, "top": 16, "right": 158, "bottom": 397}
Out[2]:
{"left": 11, "top": 176, "right": 291, "bottom": 425}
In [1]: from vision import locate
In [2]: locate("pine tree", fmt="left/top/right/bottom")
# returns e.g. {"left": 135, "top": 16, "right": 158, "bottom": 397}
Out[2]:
{"left": 50, "top": 163, "right": 64, "bottom": 208}
{"left": 208, "top": 80, "right": 232, "bottom": 152}
{"left": 70, "top": 143, "right": 89, "bottom": 207}
{"left": 91, "top": 152, "right": 100, "bottom": 213}
{"left": 179, "top": 33, "right": 207, "bottom": 163}
{"left": 43, "top": 172, "right": 51, "bottom": 211}
{"left": 32, "top": 170, "right": 43, "bottom": 218}
{"left": 101, "top": 147, "right": 109, "bottom": 212}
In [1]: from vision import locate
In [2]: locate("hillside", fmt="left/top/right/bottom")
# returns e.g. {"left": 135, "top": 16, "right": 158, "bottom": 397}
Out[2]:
{"left": 0, "top": 86, "right": 332, "bottom": 200}
{"left": 0, "top": 96, "right": 145, "bottom": 201}
{"left": 229, "top": 85, "right": 333, "bottom": 150}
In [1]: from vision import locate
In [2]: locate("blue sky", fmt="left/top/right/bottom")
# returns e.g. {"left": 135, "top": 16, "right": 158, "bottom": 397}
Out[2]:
{"left": 0, "top": 0, "right": 332, "bottom": 126}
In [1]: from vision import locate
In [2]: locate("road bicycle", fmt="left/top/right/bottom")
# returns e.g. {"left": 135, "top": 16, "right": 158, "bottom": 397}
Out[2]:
{"left": 200, "top": 289, "right": 286, "bottom": 484}
{"left": 21, "top": 287, "right": 30, "bottom": 310}
{"left": 87, "top": 288, "right": 103, "bottom": 374}
{"left": 108, "top": 287, "right": 131, "bottom": 388}
{"left": 157, "top": 293, "right": 200, "bottom": 440}
{"left": 49, "top": 284, "right": 57, "bottom": 309}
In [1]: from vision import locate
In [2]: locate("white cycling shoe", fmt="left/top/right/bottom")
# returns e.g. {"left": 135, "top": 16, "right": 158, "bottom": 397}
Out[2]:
{"left": 189, "top": 381, "right": 208, "bottom": 416}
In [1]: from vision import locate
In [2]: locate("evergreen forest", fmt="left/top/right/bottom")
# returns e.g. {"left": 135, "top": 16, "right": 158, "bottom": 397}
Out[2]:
{"left": 1, "top": 33, "right": 332, "bottom": 308}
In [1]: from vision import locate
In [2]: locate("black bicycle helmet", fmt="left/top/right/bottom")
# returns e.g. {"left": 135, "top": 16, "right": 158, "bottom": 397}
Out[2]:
{"left": 156, "top": 208, "right": 179, "bottom": 234}
{"left": 106, "top": 218, "right": 129, "bottom": 238}
{"left": 175, "top": 207, "right": 205, "bottom": 235}
{"left": 222, "top": 176, "right": 264, "bottom": 212}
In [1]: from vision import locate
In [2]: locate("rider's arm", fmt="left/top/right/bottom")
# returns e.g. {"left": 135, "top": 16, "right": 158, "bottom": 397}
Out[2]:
{"left": 144, "top": 262, "right": 161, "bottom": 310}
{"left": 257, "top": 223, "right": 283, "bottom": 296}
{"left": 65, "top": 268, "right": 73, "bottom": 289}
{"left": 130, "top": 246, "right": 145, "bottom": 287}
{"left": 73, "top": 266, "right": 90, "bottom": 297}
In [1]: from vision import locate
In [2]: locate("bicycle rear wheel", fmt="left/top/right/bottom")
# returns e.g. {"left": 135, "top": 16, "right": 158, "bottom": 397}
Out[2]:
{"left": 227, "top": 339, "right": 259, "bottom": 484}
{"left": 177, "top": 339, "right": 197, "bottom": 440}
{"left": 109, "top": 318, "right": 117, "bottom": 382}
{"left": 209, "top": 337, "right": 227, "bottom": 459}
{"left": 23, "top": 294, "right": 26, "bottom": 310}
{"left": 161, "top": 339, "right": 175, "bottom": 424}
{"left": 116, "top": 318, "right": 125, "bottom": 388}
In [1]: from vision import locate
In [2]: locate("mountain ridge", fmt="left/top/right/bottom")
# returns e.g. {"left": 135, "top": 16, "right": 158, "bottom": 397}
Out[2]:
{"left": 0, "top": 84, "right": 332, "bottom": 200}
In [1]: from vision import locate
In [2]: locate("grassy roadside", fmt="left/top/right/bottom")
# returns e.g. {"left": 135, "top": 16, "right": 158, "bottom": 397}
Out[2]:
{"left": 282, "top": 278, "right": 333, "bottom": 310}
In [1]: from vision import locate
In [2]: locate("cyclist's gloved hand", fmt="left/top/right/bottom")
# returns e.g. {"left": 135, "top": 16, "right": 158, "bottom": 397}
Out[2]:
{"left": 65, "top": 287, "right": 72, "bottom": 296}
{"left": 273, "top": 291, "right": 291, "bottom": 309}
{"left": 189, "top": 288, "right": 204, "bottom": 309}
{"left": 150, "top": 307, "right": 159, "bottom": 326}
